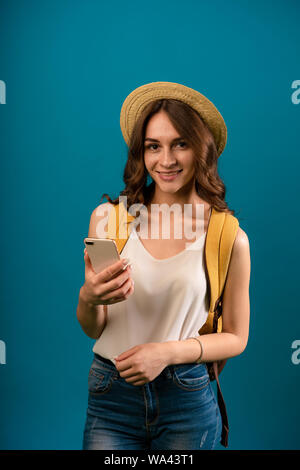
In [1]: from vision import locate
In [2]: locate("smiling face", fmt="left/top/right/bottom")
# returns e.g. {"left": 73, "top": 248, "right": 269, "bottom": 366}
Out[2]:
{"left": 144, "top": 111, "right": 197, "bottom": 203}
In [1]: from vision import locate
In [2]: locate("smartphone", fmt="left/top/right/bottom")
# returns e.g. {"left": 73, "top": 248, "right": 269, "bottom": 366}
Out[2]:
{"left": 84, "top": 238, "right": 120, "bottom": 274}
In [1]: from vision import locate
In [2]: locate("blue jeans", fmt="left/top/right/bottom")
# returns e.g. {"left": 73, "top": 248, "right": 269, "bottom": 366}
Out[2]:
{"left": 82, "top": 352, "right": 222, "bottom": 450}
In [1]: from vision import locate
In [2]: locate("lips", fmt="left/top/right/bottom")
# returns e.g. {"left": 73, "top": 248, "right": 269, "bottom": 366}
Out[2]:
{"left": 156, "top": 170, "right": 182, "bottom": 175}
{"left": 156, "top": 169, "right": 183, "bottom": 181}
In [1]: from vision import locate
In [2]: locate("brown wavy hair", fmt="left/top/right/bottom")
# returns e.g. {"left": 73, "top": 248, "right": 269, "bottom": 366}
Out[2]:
{"left": 100, "top": 98, "right": 235, "bottom": 216}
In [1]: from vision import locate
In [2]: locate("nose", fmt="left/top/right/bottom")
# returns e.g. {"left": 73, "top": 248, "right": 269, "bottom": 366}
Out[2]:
{"left": 159, "top": 148, "right": 178, "bottom": 168}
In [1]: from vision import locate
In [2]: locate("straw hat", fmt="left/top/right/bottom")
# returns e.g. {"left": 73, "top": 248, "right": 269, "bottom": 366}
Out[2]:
{"left": 120, "top": 81, "right": 227, "bottom": 157}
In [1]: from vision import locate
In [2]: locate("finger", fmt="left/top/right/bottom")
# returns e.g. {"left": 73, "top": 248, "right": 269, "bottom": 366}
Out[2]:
{"left": 122, "top": 374, "right": 146, "bottom": 386}
{"left": 101, "top": 297, "right": 126, "bottom": 305}
{"left": 100, "top": 276, "right": 133, "bottom": 301}
{"left": 124, "top": 374, "right": 143, "bottom": 383}
{"left": 101, "top": 292, "right": 132, "bottom": 305}
{"left": 101, "top": 281, "right": 133, "bottom": 304}
{"left": 115, "top": 347, "right": 137, "bottom": 365}
{"left": 119, "top": 368, "right": 141, "bottom": 379}
{"left": 96, "top": 258, "right": 131, "bottom": 283}
{"left": 110, "top": 278, "right": 134, "bottom": 303}
{"left": 124, "top": 279, "right": 134, "bottom": 298}
{"left": 84, "top": 250, "right": 95, "bottom": 275}
{"left": 130, "top": 380, "right": 146, "bottom": 386}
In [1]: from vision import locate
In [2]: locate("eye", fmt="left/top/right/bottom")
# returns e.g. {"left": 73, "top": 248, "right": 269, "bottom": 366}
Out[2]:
{"left": 145, "top": 141, "right": 187, "bottom": 151}
{"left": 177, "top": 141, "right": 187, "bottom": 148}
{"left": 146, "top": 144, "right": 158, "bottom": 150}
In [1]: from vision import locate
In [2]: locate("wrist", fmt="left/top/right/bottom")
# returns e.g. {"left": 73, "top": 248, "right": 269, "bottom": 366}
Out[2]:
{"left": 79, "top": 285, "right": 95, "bottom": 307}
{"left": 159, "top": 341, "right": 178, "bottom": 366}
{"left": 161, "top": 338, "right": 203, "bottom": 366}
{"left": 185, "top": 337, "right": 204, "bottom": 363}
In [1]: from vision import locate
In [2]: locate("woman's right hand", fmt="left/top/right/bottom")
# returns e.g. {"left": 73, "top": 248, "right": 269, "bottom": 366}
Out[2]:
{"left": 81, "top": 248, "right": 134, "bottom": 305}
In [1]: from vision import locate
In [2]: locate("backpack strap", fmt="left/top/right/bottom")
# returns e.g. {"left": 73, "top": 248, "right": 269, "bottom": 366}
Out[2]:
{"left": 217, "top": 210, "right": 240, "bottom": 331}
{"left": 213, "top": 361, "right": 229, "bottom": 447}
{"left": 199, "top": 207, "right": 239, "bottom": 447}
{"left": 106, "top": 201, "right": 135, "bottom": 253}
{"left": 199, "top": 208, "right": 239, "bottom": 334}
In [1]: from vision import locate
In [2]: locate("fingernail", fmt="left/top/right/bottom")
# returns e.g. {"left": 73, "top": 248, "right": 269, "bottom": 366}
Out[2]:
{"left": 122, "top": 258, "right": 130, "bottom": 266}
{"left": 122, "top": 259, "right": 131, "bottom": 270}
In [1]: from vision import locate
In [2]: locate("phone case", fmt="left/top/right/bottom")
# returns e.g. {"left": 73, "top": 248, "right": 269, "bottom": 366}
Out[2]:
{"left": 84, "top": 238, "right": 120, "bottom": 274}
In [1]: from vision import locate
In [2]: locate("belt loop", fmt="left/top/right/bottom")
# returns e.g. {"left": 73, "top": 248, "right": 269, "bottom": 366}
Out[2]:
{"left": 166, "top": 365, "right": 174, "bottom": 378}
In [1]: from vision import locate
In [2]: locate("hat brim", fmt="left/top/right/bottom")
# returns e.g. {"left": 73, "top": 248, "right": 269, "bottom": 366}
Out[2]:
{"left": 120, "top": 81, "right": 227, "bottom": 157}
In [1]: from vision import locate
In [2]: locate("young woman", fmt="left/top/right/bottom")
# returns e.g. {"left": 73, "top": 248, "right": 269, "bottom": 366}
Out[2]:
{"left": 77, "top": 81, "right": 251, "bottom": 450}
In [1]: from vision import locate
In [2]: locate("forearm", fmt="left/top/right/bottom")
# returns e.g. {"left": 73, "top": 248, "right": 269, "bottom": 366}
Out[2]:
{"left": 76, "top": 286, "right": 107, "bottom": 339}
{"left": 162, "top": 332, "right": 247, "bottom": 366}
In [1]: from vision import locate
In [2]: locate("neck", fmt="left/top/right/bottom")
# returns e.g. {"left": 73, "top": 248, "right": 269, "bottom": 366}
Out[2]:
{"left": 149, "top": 183, "right": 208, "bottom": 217}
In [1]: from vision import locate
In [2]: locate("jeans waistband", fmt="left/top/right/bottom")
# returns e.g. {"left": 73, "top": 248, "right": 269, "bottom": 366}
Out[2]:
{"left": 94, "top": 352, "right": 116, "bottom": 367}
{"left": 93, "top": 352, "right": 207, "bottom": 378}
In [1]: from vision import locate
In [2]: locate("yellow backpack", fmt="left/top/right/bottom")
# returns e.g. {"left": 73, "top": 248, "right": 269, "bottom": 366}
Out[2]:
{"left": 105, "top": 199, "right": 239, "bottom": 447}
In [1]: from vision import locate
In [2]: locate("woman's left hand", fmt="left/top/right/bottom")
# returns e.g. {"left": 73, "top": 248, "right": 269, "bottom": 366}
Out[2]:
{"left": 114, "top": 342, "right": 168, "bottom": 386}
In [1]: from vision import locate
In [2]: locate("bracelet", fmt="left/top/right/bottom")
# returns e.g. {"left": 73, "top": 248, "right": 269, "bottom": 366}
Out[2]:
{"left": 186, "top": 336, "right": 204, "bottom": 363}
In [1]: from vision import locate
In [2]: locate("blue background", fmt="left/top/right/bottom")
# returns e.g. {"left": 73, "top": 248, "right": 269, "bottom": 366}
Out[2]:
{"left": 0, "top": 0, "right": 299, "bottom": 450}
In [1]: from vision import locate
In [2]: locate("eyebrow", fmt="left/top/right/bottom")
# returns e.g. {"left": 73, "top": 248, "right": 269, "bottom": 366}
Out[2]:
{"left": 144, "top": 137, "right": 183, "bottom": 143}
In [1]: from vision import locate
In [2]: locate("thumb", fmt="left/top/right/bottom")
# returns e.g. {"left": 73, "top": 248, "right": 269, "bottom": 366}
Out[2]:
{"left": 84, "top": 248, "right": 95, "bottom": 275}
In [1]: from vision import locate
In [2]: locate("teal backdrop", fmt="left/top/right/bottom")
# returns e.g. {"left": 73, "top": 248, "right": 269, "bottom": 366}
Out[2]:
{"left": 0, "top": 0, "right": 299, "bottom": 450}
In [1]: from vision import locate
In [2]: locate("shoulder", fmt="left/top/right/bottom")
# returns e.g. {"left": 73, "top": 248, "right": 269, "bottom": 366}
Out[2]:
{"left": 233, "top": 227, "right": 250, "bottom": 252}
{"left": 88, "top": 201, "right": 114, "bottom": 238}
{"left": 228, "top": 226, "right": 251, "bottom": 280}
{"left": 221, "top": 210, "right": 250, "bottom": 256}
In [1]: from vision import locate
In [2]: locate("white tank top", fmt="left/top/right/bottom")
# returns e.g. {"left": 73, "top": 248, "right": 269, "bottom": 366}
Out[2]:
{"left": 92, "top": 208, "right": 210, "bottom": 365}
